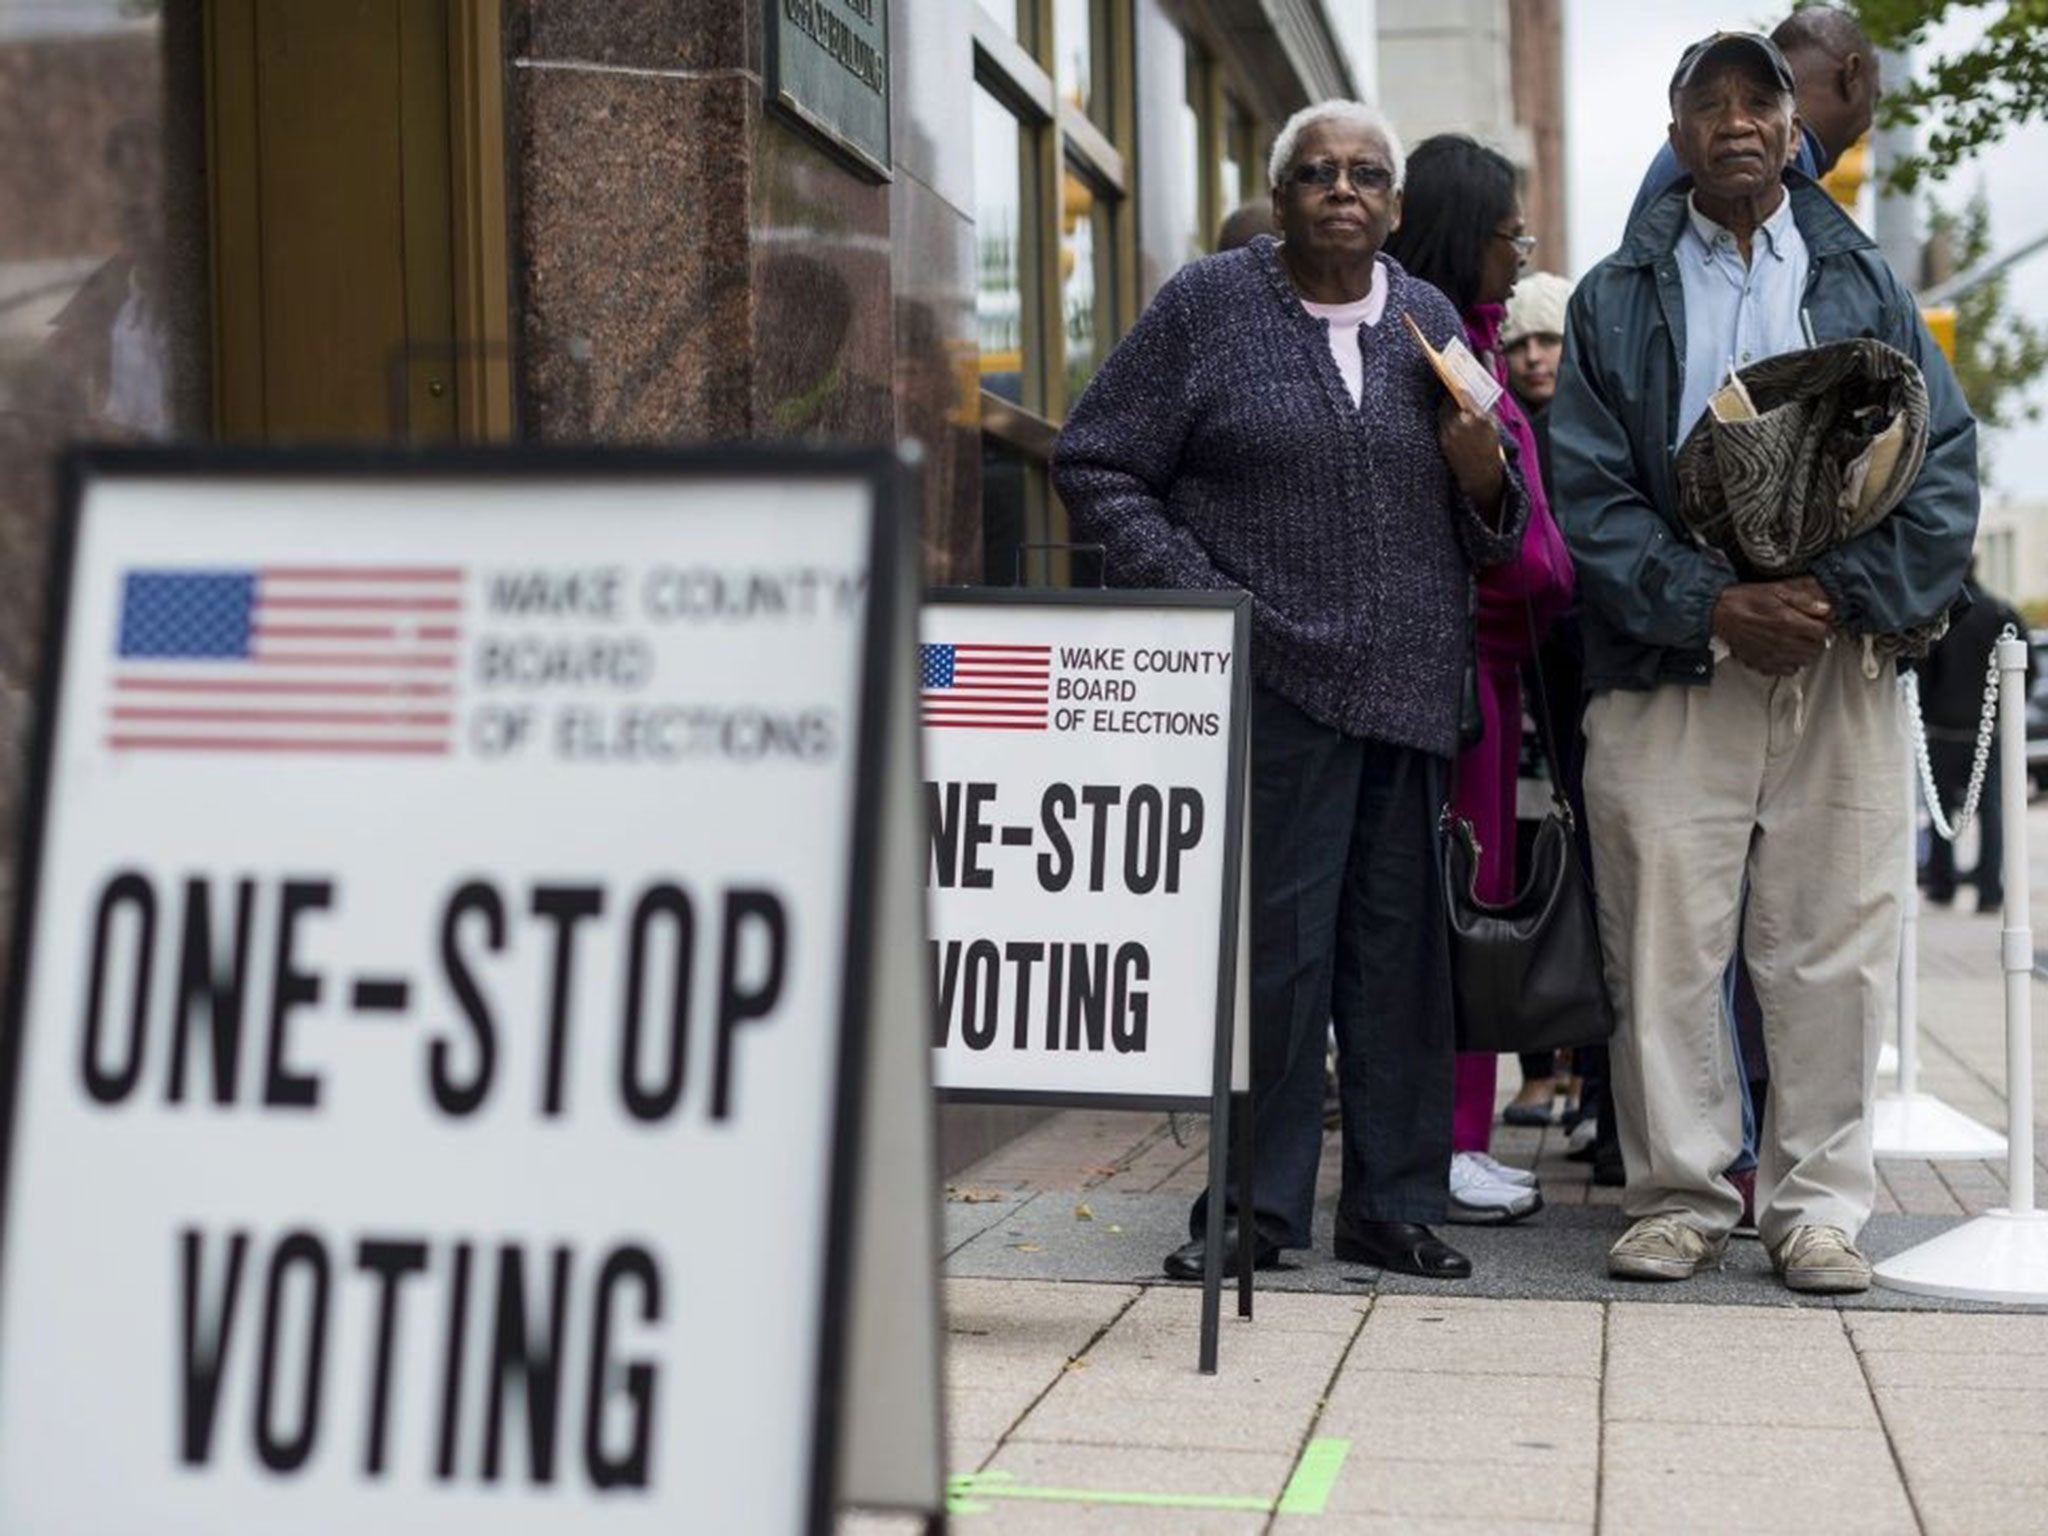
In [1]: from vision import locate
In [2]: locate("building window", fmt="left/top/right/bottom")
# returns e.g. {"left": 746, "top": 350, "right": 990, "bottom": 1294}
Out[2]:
{"left": 981, "top": 0, "right": 1034, "bottom": 46}
{"left": 1177, "top": 46, "right": 1264, "bottom": 257}
{"left": 1180, "top": 44, "right": 1207, "bottom": 264}
{"left": 1053, "top": 0, "right": 1114, "bottom": 133}
{"left": 973, "top": 1, "right": 1133, "bottom": 587}
{"left": 973, "top": 85, "right": 1034, "bottom": 410}
{"left": 1225, "top": 97, "right": 1259, "bottom": 209}
{"left": 1060, "top": 161, "right": 1118, "bottom": 402}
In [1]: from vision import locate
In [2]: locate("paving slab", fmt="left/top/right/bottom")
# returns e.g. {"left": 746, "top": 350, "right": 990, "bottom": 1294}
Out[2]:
{"left": 1082, "top": 1319, "right": 1364, "bottom": 1378}
{"left": 953, "top": 1439, "right": 1295, "bottom": 1533}
{"left": 947, "top": 1383, "right": 1049, "bottom": 1446}
{"left": 1113, "top": 1281, "right": 1368, "bottom": 1335}
{"left": 1006, "top": 1392, "right": 1319, "bottom": 1457}
{"left": 1883, "top": 1423, "right": 2048, "bottom": 1487}
{"left": 1848, "top": 1311, "right": 2048, "bottom": 1353}
{"left": 945, "top": 1189, "right": 1043, "bottom": 1257}
{"left": 1599, "top": 1421, "right": 1916, "bottom": 1535}
{"left": 1913, "top": 1480, "right": 2048, "bottom": 1536}
{"left": 1012, "top": 1332, "right": 1346, "bottom": 1454}
{"left": 944, "top": 1277, "right": 1139, "bottom": 1360}
{"left": 1602, "top": 1301, "right": 1851, "bottom": 1363}
{"left": 1271, "top": 1520, "right": 1591, "bottom": 1536}
{"left": 946, "top": 1500, "right": 1266, "bottom": 1534}
{"left": 1859, "top": 1348, "right": 2048, "bottom": 1390}
{"left": 1316, "top": 1369, "right": 1599, "bottom": 1464}
{"left": 1305, "top": 1452, "right": 1598, "bottom": 1524}
{"left": 1347, "top": 1295, "right": 1604, "bottom": 1378}
{"left": 1873, "top": 1383, "right": 2048, "bottom": 1435}
{"left": 1603, "top": 1348, "right": 1880, "bottom": 1429}
{"left": 837, "top": 1514, "right": 924, "bottom": 1535}
{"left": 946, "top": 1348, "right": 1066, "bottom": 1399}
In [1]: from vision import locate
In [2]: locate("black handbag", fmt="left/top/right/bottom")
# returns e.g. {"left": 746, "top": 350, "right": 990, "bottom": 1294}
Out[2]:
{"left": 1441, "top": 593, "right": 1616, "bottom": 1054}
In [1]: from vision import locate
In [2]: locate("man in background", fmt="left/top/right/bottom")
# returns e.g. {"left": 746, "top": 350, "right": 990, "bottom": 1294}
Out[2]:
{"left": 1921, "top": 564, "right": 2033, "bottom": 913}
{"left": 1217, "top": 200, "right": 1277, "bottom": 252}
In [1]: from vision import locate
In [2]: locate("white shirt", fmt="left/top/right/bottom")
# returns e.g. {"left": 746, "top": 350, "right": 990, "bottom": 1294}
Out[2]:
{"left": 1674, "top": 191, "right": 1810, "bottom": 444}
{"left": 1299, "top": 260, "right": 1388, "bottom": 406}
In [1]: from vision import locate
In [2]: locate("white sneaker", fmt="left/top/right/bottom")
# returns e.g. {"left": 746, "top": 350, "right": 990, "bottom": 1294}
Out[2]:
{"left": 1565, "top": 1118, "right": 1597, "bottom": 1154}
{"left": 1448, "top": 1152, "right": 1543, "bottom": 1224}
{"left": 1468, "top": 1151, "right": 1538, "bottom": 1188}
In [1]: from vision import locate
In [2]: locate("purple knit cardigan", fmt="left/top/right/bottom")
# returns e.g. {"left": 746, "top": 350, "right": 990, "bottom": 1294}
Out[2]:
{"left": 1051, "top": 235, "right": 1528, "bottom": 757}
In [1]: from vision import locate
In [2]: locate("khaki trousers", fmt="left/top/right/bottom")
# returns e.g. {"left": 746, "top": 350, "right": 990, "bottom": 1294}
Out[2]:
{"left": 1583, "top": 643, "right": 1902, "bottom": 1247}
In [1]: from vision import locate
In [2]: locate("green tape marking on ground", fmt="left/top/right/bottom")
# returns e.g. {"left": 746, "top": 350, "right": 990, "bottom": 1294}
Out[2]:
{"left": 1275, "top": 1436, "right": 1351, "bottom": 1514}
{"left": 947, "top": 1436, "right": 1351, "bottom": 1517}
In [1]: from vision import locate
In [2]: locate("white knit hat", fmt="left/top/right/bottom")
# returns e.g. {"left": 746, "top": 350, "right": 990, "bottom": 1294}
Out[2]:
{"left": 1502, "top": 271, "right": 1573, "bottom": 349}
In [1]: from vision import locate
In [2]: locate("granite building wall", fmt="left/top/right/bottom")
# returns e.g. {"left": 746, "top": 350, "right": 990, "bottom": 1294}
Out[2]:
{"left": 506, "top": 0, "right": 981, "bottom": 585}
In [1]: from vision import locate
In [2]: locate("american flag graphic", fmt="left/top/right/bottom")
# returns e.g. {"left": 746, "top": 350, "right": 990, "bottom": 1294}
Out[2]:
{"left": 106, "top": 566, "right": 464, "bottom": 755}
{"left": 921, "top": 642, "right": 1051, "bottom": 730}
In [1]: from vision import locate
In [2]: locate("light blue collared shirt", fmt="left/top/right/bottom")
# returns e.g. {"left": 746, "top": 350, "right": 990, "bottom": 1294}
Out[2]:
{"left": 1674, "top": 191, "right": 1810, "bottom": 446}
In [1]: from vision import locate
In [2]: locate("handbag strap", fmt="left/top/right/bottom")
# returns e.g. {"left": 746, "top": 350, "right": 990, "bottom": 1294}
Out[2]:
{"left": 1443, "top": 583, "right": 1575, "bottom": 833}
{"left": 1516, "top": 587, "right": 1576, "bottom": 829}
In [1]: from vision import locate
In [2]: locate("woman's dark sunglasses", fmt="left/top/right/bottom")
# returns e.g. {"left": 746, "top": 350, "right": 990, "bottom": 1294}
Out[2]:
{"left": 1290, "top": 160, "right": 1395, "bottom": 194}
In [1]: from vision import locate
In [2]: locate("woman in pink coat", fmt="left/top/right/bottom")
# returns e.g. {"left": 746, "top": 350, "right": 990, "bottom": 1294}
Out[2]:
{"left": 1387, "top": 135, "right": 1575, "bottom": 1223}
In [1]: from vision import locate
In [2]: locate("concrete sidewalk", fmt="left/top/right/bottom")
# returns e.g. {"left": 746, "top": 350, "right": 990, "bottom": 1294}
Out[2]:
{"left": 849, "top": 809, "right": 2048, "bottom": 1533}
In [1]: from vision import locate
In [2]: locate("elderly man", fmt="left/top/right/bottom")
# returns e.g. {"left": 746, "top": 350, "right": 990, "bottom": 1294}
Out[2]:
{"left": 1552, "top": 33, "right": 1977, "bottom": 1292}
{"left": 1053, "top": 101, "right": 1527, "bottom": 1281}
{"left": 1626, "top": 4, "right": 1879, "bottom": 227}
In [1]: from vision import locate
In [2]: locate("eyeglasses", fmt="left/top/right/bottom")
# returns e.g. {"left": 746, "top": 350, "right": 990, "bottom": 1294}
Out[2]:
{"left": 1290, "top": 160, "right": 1396, "bottom": 194}
{"left": 1495, "top": 230, "right": 1538, "bottom": 257}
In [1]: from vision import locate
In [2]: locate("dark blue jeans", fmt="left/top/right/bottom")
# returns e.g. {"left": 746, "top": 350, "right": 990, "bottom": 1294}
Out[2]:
{"left": 1193, "top": 688, "right": 1455, "bottom": 1248}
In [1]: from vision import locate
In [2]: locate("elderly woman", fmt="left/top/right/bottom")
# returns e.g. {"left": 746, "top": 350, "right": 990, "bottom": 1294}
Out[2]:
{"left": 1053, "top": 100, "right": 1528, "bottom": 1281}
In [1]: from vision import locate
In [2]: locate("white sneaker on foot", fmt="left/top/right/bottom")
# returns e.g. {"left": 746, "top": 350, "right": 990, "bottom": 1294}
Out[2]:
{"left": 1467, "top": 1151, "right": 1538, "bottom": 1188}
{"left": 1448, "top": 1152, "right": 1542, "bottom": 1224}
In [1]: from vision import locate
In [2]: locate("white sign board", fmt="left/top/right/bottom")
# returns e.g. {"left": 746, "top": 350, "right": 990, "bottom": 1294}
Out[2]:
{"left": 922, "top": 592, "right": 1248, "bottom": 1103}
{"left": 0, "top": 452, "right": 936, "bottom": 1534}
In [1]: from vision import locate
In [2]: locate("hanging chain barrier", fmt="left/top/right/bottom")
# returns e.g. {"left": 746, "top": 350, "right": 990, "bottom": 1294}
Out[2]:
{"left": 1902, "top": 623, "right": 2013, "bottom": 844}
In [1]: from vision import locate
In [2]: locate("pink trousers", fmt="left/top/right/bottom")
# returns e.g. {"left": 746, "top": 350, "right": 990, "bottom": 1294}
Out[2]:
{"left": 1449, "top": 655, "right": 1523, "bottom": 1155}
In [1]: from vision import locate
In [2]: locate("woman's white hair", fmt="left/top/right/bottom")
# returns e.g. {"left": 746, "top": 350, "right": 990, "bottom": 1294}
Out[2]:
{"left": 1267, "top": 100, "right": 1406, "bottom": 192}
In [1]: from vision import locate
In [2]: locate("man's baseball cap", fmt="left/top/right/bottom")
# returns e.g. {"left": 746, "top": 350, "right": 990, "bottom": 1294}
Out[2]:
{"left": 1669, "top": 31, "right": 1797, "bottom": 99}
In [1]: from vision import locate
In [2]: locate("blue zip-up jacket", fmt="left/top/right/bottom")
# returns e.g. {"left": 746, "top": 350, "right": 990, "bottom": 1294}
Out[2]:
{"left": 1551, "top": 170, "right": 1979, "bottom": 692}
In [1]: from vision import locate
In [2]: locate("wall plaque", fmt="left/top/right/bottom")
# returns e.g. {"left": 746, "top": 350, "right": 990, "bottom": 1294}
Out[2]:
{"left": 766, "top": 0, "right": 891, "bottom": 181}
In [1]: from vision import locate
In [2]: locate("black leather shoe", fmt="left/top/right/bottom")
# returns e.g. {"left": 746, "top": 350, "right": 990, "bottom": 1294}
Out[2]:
{"left": 1334, "top": 1219, "right": 1473, "bottom": 1279}
{"left": 1162, "top": 1222, "right": 1281, "bottom": 1281}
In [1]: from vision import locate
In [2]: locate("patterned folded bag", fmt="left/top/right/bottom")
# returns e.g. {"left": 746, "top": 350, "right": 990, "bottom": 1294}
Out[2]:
{"left": 1675, "top": 336, "right": 1939, "bottom": 663}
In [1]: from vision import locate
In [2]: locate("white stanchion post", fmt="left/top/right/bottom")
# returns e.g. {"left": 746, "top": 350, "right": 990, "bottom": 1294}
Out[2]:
{"left": 1872, "top": 675, "right": 2008, "bottom": 1159}
{"left": 2002, "top": 642, "right": 2037, "bottom": 1219}
{"left": 1876, "top": 633, "right": 2048, "bottom": 1303}
{"left": 1900, "top": 729, "right": 1920, "bottom": 1096}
